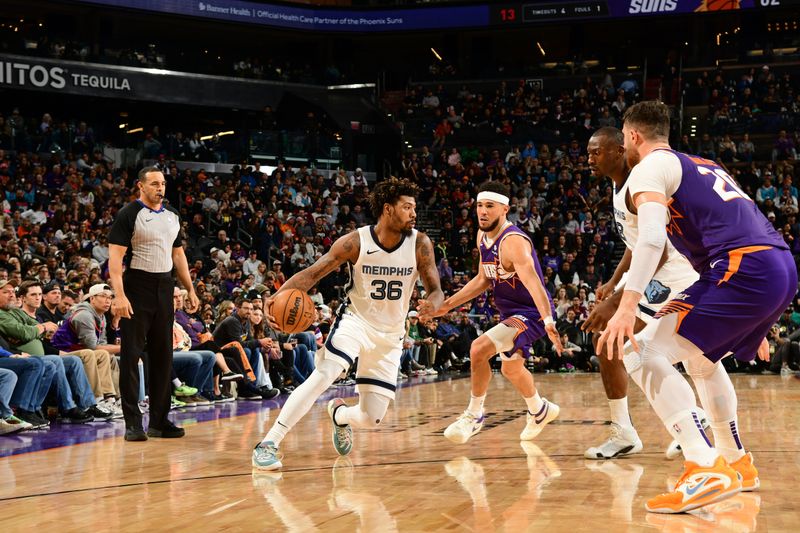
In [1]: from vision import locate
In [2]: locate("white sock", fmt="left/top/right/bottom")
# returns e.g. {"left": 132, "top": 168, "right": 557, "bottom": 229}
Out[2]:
{"left": 468, "top": 394, "right": 486, "bottom": 417}
{"left": 710, "top": 419, "right": 746, "bottom": 463}
{"left": 263, "top": 420, "right": 290, "bottom": 447}
{"left": 172, "top": 378, "right": 182, "bottom": 388}
{"left": 608, "top": 397, "right": 633, "bottom": 429}
{"left": 665, "top": 409, "right": 718, "bottom": 467}
{"left": 262, "top": 359, "right": 342, "bottom": 447}
{"left": 524, "top": 392, "right": 544, "bottom": 415}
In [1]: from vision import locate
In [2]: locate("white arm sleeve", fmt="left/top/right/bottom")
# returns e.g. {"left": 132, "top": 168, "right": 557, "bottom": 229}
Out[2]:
{"left": 626, "top": 202, "right": 669, "bottom": 295}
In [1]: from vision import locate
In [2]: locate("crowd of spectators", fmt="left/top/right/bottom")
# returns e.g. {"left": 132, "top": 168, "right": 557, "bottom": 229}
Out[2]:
{"left": 396, "top": 74, "right": 641, "bottom": 152}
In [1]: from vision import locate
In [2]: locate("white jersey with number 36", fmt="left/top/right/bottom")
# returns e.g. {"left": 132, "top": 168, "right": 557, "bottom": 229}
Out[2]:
{"left": 343, "top": 226, "right": 419, "bottom": 334}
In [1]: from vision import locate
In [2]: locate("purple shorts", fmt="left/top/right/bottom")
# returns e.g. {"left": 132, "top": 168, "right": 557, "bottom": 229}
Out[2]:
{"left": 498, "top": 313, "right": 548, "bottom": 359}
{"left": 655, "top": 246, "right": 796, "bottom": 363}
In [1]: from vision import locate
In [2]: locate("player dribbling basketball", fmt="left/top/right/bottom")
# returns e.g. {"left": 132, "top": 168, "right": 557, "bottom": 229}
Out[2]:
{"left": 252, "top": 178, "right": 444, "bottom": 471}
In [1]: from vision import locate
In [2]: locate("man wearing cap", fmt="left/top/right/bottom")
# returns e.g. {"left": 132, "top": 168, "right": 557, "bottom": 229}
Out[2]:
{"left": 108, "top": 166, "right": 199, "bottom": 441}
{"left": 51, "top": 283, "right": 123, "bottom": 418}
{"left": 37, "top": 281, "right": 64, "bottom": 324}
{"left": 242, "top": 250, "right": 262, "bottom": 277}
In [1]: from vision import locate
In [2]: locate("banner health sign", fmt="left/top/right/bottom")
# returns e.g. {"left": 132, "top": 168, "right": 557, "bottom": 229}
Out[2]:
{"left": 0, "top": 53, "right": 291, "bottom": 110}
{"left": 71, "top": 0, "right": 770, "bottom": 32}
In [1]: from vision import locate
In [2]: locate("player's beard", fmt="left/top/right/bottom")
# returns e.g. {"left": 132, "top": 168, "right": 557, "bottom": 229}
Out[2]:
{"left": 401, "top": 220, "right": 415, "bottom": 237}
{"left": 479, "top": 217, "right": 500, "bottom": 232}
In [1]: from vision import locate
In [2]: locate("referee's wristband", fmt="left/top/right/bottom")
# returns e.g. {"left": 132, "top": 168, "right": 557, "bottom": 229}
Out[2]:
{"left": 543, "top": 316, "right": 555, "bottom": 327}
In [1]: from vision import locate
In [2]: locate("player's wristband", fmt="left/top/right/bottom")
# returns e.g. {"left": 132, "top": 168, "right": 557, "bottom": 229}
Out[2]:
{"left": 543, "top": 316, "right": 555, "bottom": 327}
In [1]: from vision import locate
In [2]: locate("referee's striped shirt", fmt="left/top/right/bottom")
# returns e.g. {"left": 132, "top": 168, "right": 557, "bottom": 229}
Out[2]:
{"left": 108, "top": 200, "right": 182, "bottom": 273}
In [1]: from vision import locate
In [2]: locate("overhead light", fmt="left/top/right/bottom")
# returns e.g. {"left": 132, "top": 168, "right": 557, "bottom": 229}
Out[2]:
{"left": 200, "top": 130, "right": 235, "bottom": 141}
{"left": 431, "top": 47, "right": 442, "bottom": 61}
{"left": 118, "top": 123, "right": 127, "bottom": 129}
{"left": 327, "top": 83, "right": 376, "bottom": 90}
{"left": 126, "top": 127, "right": 143, "bottom": 134}
{"left": 536, "top": 42, "right": 546, "bottom": 56}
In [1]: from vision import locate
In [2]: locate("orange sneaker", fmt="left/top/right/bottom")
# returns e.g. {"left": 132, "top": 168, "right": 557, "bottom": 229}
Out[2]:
{"left": 729, "top": 452, "right": 759, "bottom": 491}
{"left": 645, "top": 456, "right": 742, "bottom": 514}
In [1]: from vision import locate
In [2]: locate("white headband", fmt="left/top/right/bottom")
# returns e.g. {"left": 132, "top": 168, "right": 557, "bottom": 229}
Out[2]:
{"left": 477, "top": 191, "right": 509, "bottom": 205}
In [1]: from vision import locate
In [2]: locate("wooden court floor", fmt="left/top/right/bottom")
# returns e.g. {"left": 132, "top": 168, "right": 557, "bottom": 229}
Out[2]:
{"left": 2, "top": 372, "right": 799, "bottom": 532}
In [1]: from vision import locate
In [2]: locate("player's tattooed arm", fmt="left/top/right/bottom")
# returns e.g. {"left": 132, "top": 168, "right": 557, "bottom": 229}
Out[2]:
{"left": 276, "top": 231, "right": 360, "bottom": 294}
{"left": 415, "top": 232, "right": 445, "bottom": 322}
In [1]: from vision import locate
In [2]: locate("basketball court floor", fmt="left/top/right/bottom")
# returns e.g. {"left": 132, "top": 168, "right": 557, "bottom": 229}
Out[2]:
{"left": 1, "top": 372, "right": 798, "bottom": 532}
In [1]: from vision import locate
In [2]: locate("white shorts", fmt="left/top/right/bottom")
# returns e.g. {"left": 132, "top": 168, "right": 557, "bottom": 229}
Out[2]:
{"left": 322, "top": 310, "right": 404, "bottom": 400}
{"left": 618, "top": 273, "right": 698, "bottom": 324}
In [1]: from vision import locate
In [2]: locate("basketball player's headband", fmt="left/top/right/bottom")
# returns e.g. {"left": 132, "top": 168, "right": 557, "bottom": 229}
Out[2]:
{"left": 476, "top": 191, "right": 509, "bottom": 205}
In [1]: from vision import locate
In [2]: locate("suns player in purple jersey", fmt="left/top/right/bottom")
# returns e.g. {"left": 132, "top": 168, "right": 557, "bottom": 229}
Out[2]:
{"left": 600, "top": 101, "right": 797, "bottom": 514}
{"left": 421, "top": 181, "right": 563, "bottom": 445}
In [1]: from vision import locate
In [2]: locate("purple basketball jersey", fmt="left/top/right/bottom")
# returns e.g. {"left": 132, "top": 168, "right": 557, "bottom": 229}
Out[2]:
{"left": 659, "top": 149, "right": 787, "bottom": 272}
{"left": 479, "top": 224, "right": 554, "bottom": 320}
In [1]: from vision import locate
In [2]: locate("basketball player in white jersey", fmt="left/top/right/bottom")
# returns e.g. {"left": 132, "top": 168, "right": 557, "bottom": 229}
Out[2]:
{"left": 252, "top": 178, "right": 444, "bottom": 471}
{"left": 582, "top": 127, "right": 701, "bottom": 459}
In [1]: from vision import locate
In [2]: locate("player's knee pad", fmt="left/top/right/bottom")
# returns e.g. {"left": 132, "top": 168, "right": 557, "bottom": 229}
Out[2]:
{"left": 359, "top": 393, "right": 390, "bottom": 428}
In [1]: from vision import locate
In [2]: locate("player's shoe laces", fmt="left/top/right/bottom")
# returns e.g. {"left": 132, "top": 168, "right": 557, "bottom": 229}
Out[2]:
{"left": 666, "top": 412, "right": 709, "bottom": 459}
{"left": 327, "top": 398, "right": 353, "bottom": 456}
{"left": 444, "top": 411, "right": 485, "bottom": 444}
{"left": 252, "top": 441, "right": 283, "bottom": 471}
{"left": 645, "top": 456, "right": 742, "bottom": 514}
{"left": 729, "top": 452, "right": 759, "bottom": 491}
{"left": 584, "top": 423, "right": 643, "bottom": 459}
{"left": 520, "top": 398, "right": 559, "bottom": 441}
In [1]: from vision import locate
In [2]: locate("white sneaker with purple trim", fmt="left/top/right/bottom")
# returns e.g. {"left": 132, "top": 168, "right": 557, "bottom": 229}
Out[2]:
{"left": 520, "top": 398, "right": 559, "bottom": 441}
{"left": 444, "top": 411, "right": 486, "bottom": 444}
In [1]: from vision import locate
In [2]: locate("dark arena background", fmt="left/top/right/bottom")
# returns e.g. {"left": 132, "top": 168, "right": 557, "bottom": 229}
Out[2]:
{"left": 1, "top": 0, "right": 799, "bottom": 530}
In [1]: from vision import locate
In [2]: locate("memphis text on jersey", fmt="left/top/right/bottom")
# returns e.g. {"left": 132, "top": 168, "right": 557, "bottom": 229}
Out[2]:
{"left": 361, "top": 265, "right": 415, "bottom": 277}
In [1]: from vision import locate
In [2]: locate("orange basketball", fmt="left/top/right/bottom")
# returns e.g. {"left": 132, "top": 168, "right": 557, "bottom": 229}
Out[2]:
{"left": 269, "top": 289, "right": 315, "bottom": 334}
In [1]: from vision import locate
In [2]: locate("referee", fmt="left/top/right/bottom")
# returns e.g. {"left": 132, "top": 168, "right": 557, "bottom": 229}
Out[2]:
{"left": 108, "top": 166, "right": 199, "bottom": 442}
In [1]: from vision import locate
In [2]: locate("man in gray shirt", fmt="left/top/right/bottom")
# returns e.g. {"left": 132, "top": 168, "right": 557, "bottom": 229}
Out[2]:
{"left": 51, "top": 283, "right": 122, "bottom": 418}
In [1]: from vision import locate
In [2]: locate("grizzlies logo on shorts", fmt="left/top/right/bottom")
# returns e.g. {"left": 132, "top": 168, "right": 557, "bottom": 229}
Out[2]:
{"left": 645, "top": 279, "right": 671, "bottom": 304}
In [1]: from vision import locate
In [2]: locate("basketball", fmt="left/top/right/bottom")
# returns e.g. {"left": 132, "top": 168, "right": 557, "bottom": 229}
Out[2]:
{"left": 269, "top": 288, "right": 316, "bottom": 334}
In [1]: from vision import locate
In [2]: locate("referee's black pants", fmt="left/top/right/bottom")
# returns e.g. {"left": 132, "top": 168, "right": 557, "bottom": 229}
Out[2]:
{"left": 119, "top": 269, "right": 174, "bottom": 430}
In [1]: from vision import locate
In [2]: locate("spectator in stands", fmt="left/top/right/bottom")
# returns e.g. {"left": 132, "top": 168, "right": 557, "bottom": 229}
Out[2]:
{"left": 773, "top": 130, "right": 797, "bottom": 162}
{"left": 718, "top": 134, "right": 737, "bottom": 164}
{"left": 697, "top": 133, "right": 717, "bottom": 161}
{"left": 0, "top": 280, "right": 106, "bottom": 424}
{"left": 0, "top": 367, "right": 32, "bottom": 434}
{"left": 212, "top": 298, "right": 279, "bottom": 400}
{"left": 0, "top": 337, "right": 51, "bottom": 431}
{"left": 36, "top": 281, "right": 64, "bottom": 324}
{"left": 738, "top": 134, "right": 755, "bottom": 162}
{"left": 757, "top": 175, "right": 778, "bottom": 205}
{"left": 50, "top": 283, "right": 123, "bottom": 418}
